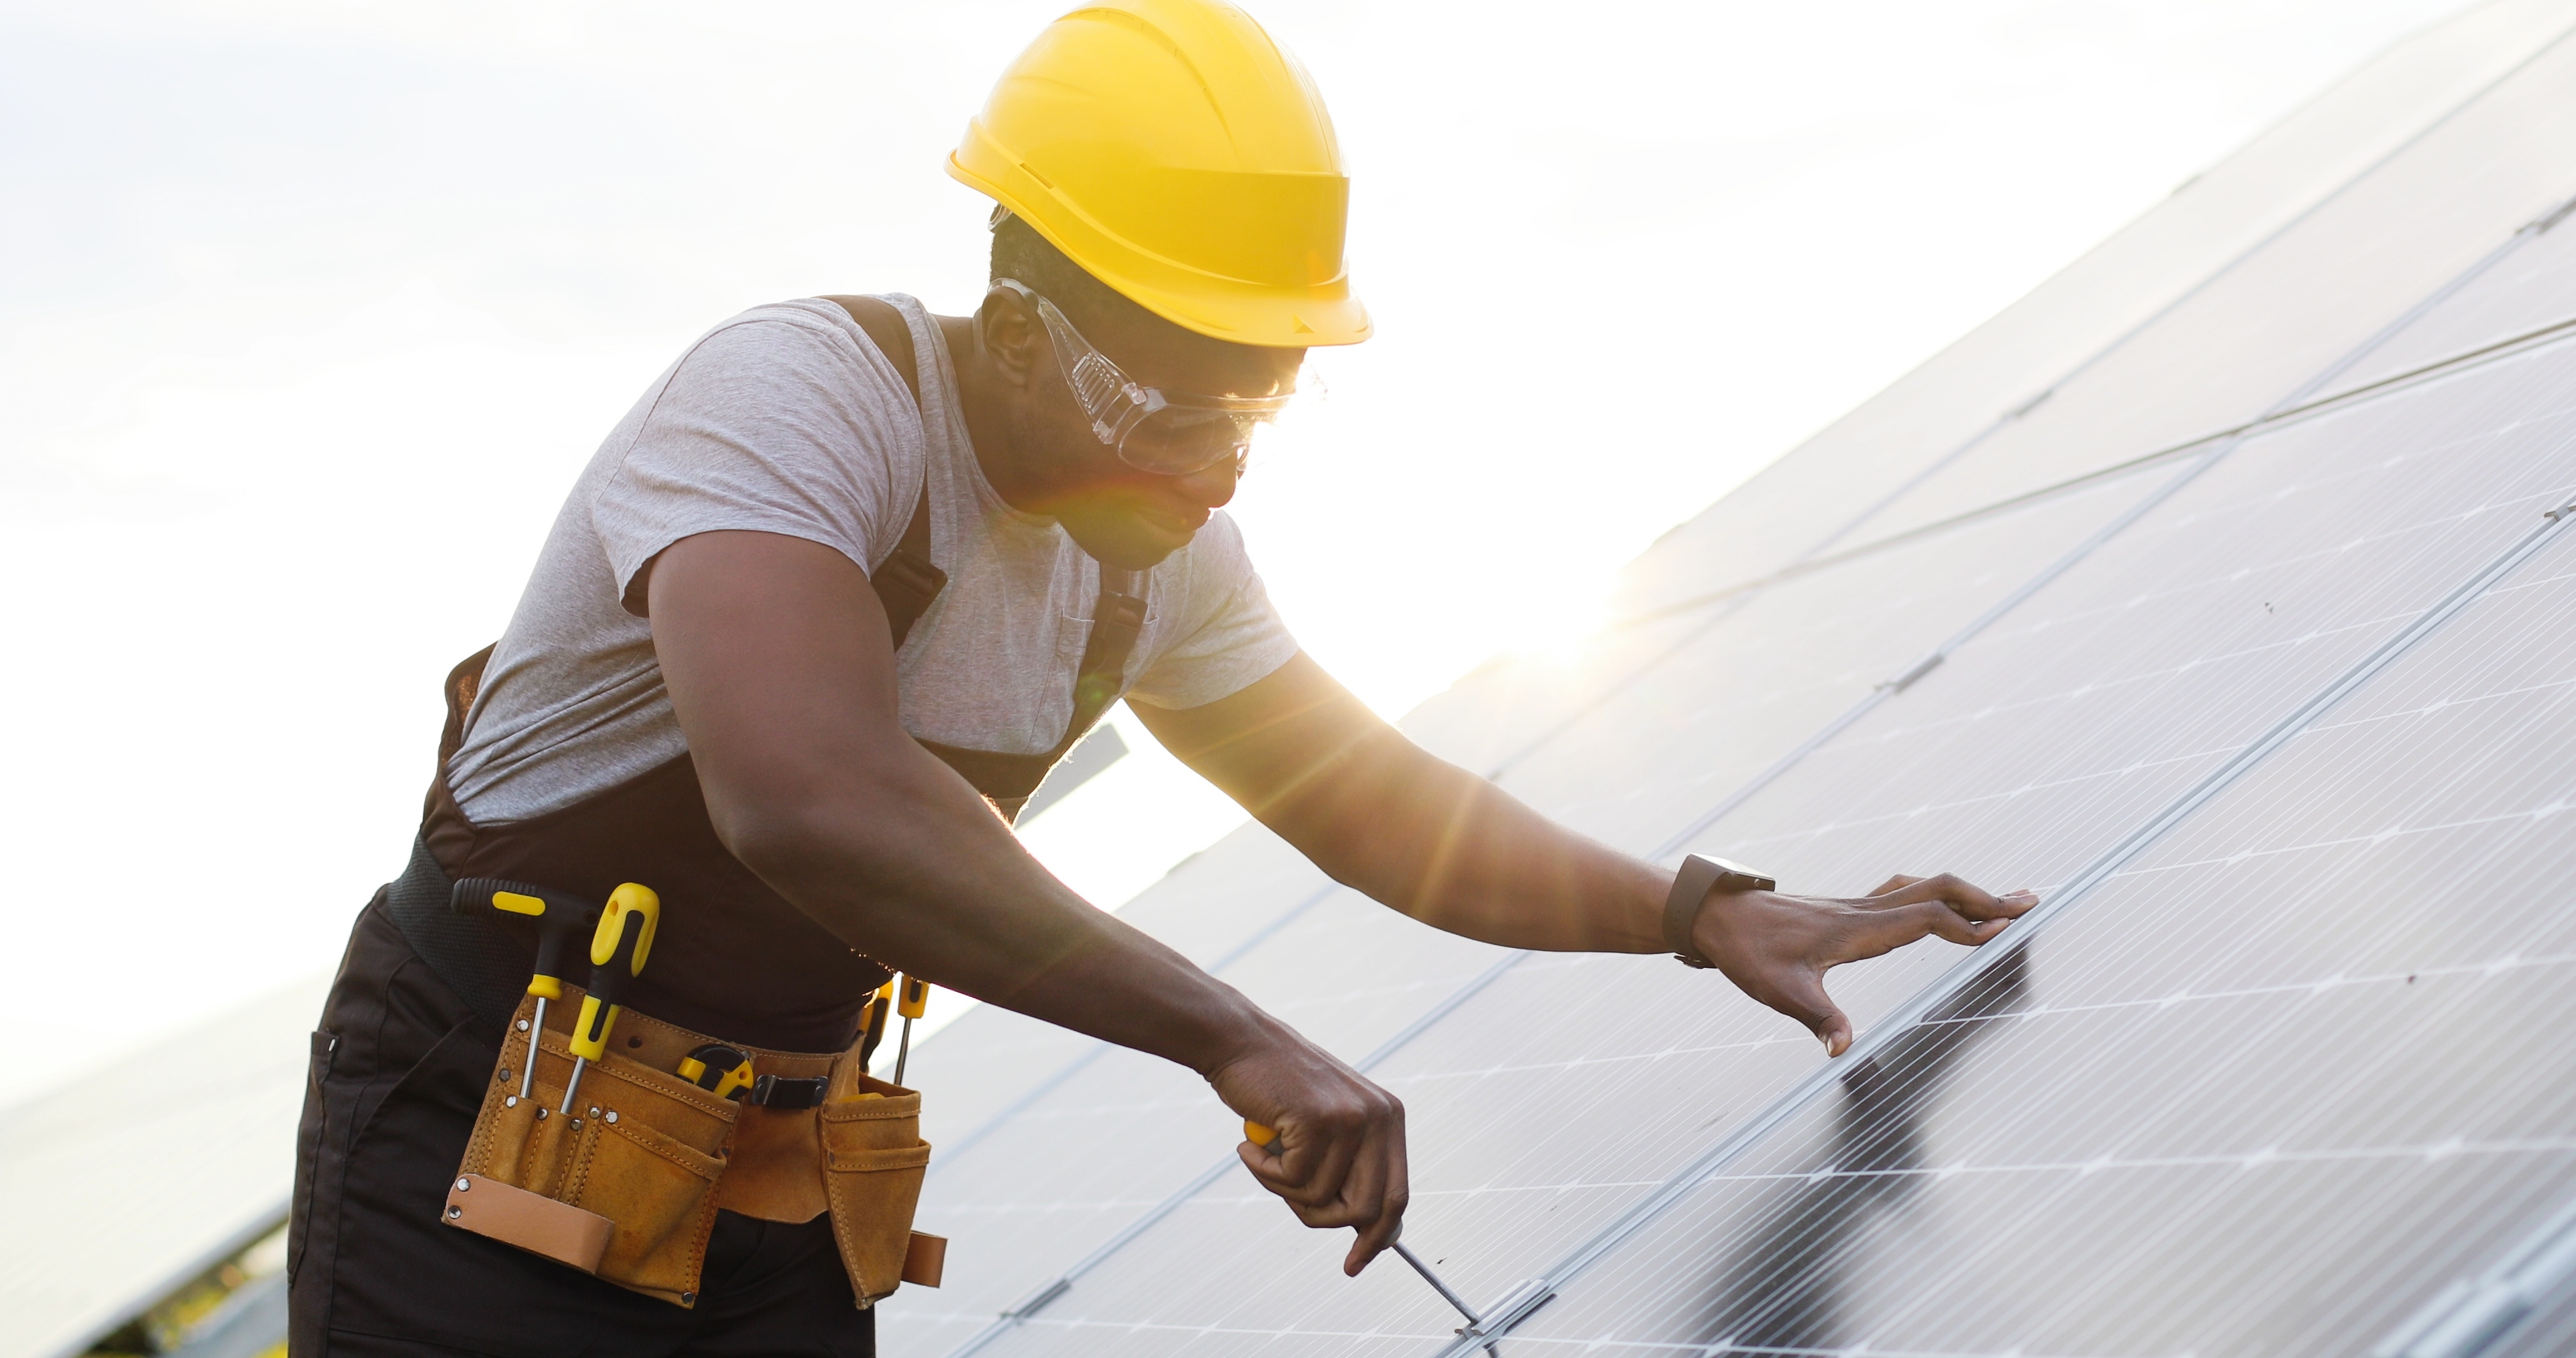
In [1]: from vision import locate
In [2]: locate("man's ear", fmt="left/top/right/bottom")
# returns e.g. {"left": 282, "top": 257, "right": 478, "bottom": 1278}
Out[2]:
{"left": 977, "top": 285, "right": 1043, "bottom": 389}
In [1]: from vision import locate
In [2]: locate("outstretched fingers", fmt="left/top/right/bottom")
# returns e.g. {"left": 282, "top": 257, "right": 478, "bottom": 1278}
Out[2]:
{"left": 1867, "top": 871, "right": 2038, "bottom": 922}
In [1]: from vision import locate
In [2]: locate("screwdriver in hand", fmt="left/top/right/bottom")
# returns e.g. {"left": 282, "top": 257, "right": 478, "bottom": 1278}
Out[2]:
{"left": 562, "top": 883, "right": 660, "bottom": 1115}
{"left": 450, "top": 878, "right": 599, "bottom": 1102}
{"left": 1244, "top": 1120, "right": 1486, "bottom": 1332}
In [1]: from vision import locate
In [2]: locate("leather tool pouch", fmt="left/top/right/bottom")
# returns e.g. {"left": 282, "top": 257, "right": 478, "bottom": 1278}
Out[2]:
{"left": 442, "top": 987, "right": 938, "bottom": 1308}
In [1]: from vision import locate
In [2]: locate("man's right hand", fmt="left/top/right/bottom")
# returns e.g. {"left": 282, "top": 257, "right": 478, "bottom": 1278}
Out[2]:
{"left": 1213, "top": 1027, "right": 1409, "bottom": 1276}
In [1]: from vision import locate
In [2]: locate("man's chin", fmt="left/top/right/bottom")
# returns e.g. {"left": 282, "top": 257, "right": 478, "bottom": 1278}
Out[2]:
{"left": 1062, "top": 512, "right": 1193, "bottom": 571}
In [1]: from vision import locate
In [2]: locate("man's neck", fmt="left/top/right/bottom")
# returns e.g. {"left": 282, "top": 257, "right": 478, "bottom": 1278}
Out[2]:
{"left": 938, "top": 311, "right": 1047, "bottom": 515}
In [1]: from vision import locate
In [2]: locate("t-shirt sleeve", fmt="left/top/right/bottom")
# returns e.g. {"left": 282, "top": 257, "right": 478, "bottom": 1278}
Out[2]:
{"left": 1123, "top": 522, "right": 1302, "bottom": 710}
{"left": 589, "top": 311, "right": 917, "bottom": 613}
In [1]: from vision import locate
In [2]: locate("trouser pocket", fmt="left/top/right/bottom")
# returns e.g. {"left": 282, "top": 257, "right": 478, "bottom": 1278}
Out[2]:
{"left": 819, "top": 1059, "right": 933, "bottom": 1306}
{"left": 287, "top": 1029, "right": 338, "bottom": 1283}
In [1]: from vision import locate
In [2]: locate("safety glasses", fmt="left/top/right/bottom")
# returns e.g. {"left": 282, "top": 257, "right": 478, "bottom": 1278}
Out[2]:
{"left": 995, "top": 278, "right": 1299, "bottom": 476}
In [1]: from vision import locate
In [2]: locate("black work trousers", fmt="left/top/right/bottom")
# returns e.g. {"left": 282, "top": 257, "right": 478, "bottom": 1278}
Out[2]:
{"left": 289, "top": 895, "right": 874, "bottom": 1357}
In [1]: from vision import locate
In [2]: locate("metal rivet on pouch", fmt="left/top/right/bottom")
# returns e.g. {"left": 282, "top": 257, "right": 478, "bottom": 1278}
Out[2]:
{"left": 504, "top": 1096, "right": 518, "bottom": 1108}
{"left": 497, "top": 1067, "right": 511, "bottom": 1083}
{"left": 628, "top": 1035, "right": 643, "bottom": 1049}
{"left": 605, "top": 1110, "right": 619, "bottom": 1124}
{"left": 588, "top": 1107, "right": 602, "bottom": 1119}
{"left": 447, "top": 1206, "right": 462, "bottom": 1219}
{"left": 569, "top": 1118, "right": 583, "bottom": 1129}
{"left": 534, "top": 1107, "right": 548, "bottom": 1120}
{"left": 457, "top": 1178, "right": 472, "bottom": 1191}
{"left": 516, "top": 1019, "right": 530, "bottom": 1032}
{"left": 680, "top": 1292, "right": 696, "bottom": 1305}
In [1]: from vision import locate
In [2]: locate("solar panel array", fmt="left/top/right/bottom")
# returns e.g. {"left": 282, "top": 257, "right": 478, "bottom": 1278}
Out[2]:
{"left": 880, "top": 4, "right": 2576, "bottom": 1354}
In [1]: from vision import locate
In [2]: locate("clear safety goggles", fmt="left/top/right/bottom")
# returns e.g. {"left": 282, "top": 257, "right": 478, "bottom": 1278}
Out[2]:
{"left": 995, "top": 278, "right": 1299, "bottom": 476}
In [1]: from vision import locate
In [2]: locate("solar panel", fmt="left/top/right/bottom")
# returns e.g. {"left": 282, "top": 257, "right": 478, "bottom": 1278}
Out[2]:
{"left": 1499, "top": 441, "right": 2576, "bottom": 1358}
{"left": 1611, "top": 0, "right": 2576, "bottom": 620}
{"left": 2325, "top": 200, "right": 2576, "bottom": 401}
{"left": 947, "top": 304, "right": 2576, "bottom": 1358}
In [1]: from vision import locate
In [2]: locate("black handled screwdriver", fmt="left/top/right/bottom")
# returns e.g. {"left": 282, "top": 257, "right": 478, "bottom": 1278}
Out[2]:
{"left": 450, "top": 878, "right": 600, "bottom": 1101}
{"left": 562, "top": 883, "right": 660, "bottom": 1115}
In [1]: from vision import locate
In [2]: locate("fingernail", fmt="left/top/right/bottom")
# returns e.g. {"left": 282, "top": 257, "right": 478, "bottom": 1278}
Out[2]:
{"left": 2004, "top": 889, "right": 2038, "bottom": 903}
{"left": 1821, "top": 1034, "right": 1838, "bottom": 1057}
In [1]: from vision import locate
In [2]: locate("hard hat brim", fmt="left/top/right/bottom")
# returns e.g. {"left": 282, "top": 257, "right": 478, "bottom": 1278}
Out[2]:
{"left": 950, "top": 143, "right": 1372, "bottom": 349}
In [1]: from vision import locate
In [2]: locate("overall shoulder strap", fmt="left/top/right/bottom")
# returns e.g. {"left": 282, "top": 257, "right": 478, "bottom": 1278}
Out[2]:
{"left": 1062, "top": 567, "right": 1147, "bottom": 755}
{"left": 826, "top": 295, "right": 945, "bottom": 648}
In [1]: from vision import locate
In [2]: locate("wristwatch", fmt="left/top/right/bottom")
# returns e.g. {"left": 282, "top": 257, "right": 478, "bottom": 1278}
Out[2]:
{"left": 1663, "top": 854, "right": 1779, "bottom": 968}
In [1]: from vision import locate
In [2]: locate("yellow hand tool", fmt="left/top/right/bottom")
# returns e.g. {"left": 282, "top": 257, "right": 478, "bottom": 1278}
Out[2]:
{"left": 449, "top": 877, "right": 600, "bottom": 1103}
{"left": 561, "top": 883, "right": 660, "bottom": 1115}
{"left": 678, "top": 1043, "right": 757, "bottom": 1101}
{"left": 1245, "top": 1120, "right": 1486, "bottom": 1332}
{"left": 892, "top": 974, "right": 930, "bottom": 1086}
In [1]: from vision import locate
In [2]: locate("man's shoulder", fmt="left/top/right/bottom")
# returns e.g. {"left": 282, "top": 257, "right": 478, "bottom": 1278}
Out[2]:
{"left": 679, "top": 298, "right": 870, "bottom": 368}
{"left": 652, "top": 298, "right": 919, "bottom": 436}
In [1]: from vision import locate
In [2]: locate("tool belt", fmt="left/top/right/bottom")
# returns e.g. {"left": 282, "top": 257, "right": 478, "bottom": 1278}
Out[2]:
{"left": 441, "top": 983, "right": 941, "bottom": 1308}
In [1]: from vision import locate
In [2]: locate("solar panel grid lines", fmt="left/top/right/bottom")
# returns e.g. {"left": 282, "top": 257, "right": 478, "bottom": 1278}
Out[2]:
{"left": 1612, "top": 0, "right": 2576, "bottom": 621}
{"left": 1497, "top": 512, "right": 2576, "bottom": 1356}
{"left": 1524, "top": 737, "right": 2576, "bottom": 1340}
{"left": 1414, "top": 338, "right": 2576, "bottom": 1354}
{"left": 1830, "top": 21, "right": 2576, "bottom": 553}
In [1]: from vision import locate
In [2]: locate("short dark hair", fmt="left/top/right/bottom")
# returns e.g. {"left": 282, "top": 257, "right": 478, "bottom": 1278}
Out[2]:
{"left": 990, "top": 213, "right": 1162, "bottom": 336}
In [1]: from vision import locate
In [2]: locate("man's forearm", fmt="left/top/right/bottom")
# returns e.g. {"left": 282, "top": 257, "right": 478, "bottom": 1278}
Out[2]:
{"left": 1264, "top": 726, "right": 1670, "bottom": 954}
{"left": 713, "top": 739, "right": 1275, "bottom": 1074}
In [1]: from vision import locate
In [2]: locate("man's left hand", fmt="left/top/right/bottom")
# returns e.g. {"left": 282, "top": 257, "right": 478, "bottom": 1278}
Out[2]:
{"left": 1690, "top": 873, "right": 2037, "bottom": 1056}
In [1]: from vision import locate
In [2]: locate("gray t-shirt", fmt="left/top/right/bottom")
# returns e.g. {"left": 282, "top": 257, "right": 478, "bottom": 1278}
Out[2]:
{"left": 448, "top": 295, "right": 1299, "bottom": 822}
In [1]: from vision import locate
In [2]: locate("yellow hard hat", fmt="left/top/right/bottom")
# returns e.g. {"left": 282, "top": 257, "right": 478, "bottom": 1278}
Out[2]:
{"left": 948, "top": 0, "right": 1370, "bottom": 348}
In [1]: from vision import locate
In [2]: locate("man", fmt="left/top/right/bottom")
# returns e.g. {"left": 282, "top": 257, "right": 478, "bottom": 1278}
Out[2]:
{"left": 288, "top": 1, "right": 2031, "bottom": 1352}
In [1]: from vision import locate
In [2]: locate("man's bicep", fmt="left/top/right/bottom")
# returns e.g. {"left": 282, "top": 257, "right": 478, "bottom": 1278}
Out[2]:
{"left": 647, "top": 530, "right": 909, "bottom": 815}
{"left": 1131, "top": 651, "right": 1395, "bottom": 815}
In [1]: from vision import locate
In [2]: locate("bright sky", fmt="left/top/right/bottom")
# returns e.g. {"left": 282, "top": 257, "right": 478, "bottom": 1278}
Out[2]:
{"left": 0, "top": 0, "right": 2472, "bottom": 1067}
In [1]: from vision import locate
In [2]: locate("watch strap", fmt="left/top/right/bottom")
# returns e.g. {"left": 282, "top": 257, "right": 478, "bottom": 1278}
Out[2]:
{"left": 1663, "top": 854, "right": 1780, "bottom": 968}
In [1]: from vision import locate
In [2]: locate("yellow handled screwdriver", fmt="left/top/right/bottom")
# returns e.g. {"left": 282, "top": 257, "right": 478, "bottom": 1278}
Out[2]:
{"left": 892, "top": 974, "right": 930, "bottom": 1086}
{"left": 450, "top": 878, "right": 599, "bottom": 1102}
{"left": 561, "top": 883, "right": 660, "bottom": 1115}
{"left": 1245, "top": 1121, "right": 1486, "bottom": 1333}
